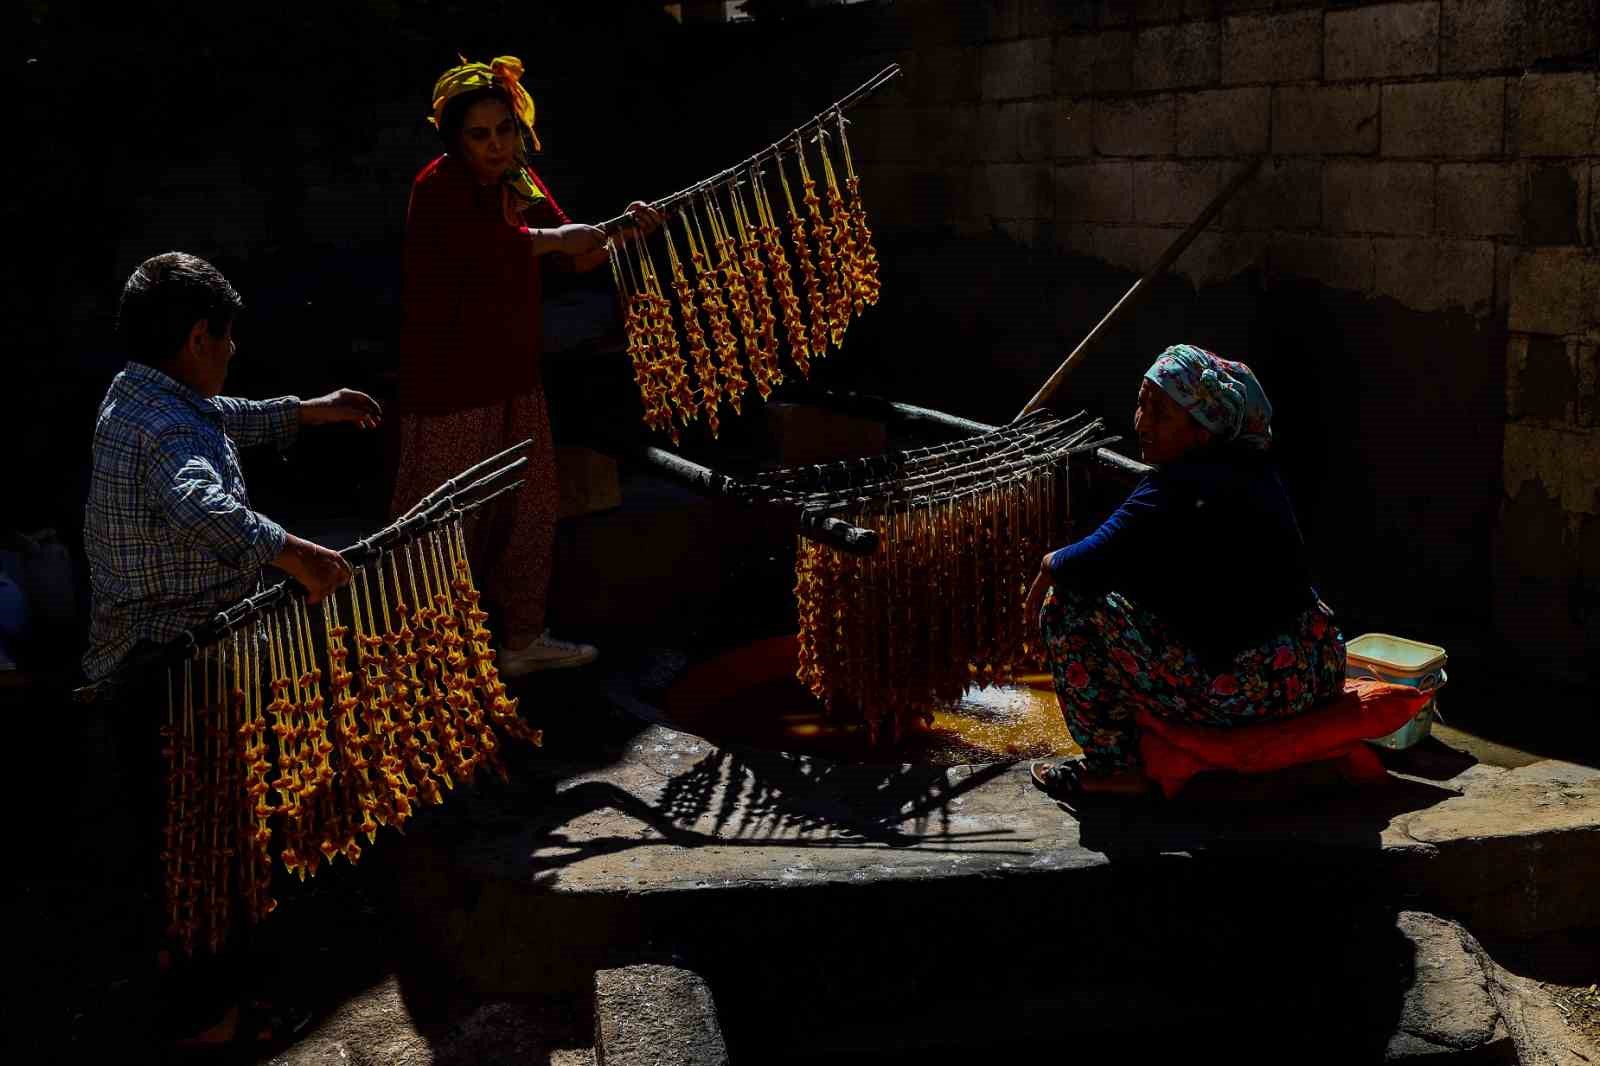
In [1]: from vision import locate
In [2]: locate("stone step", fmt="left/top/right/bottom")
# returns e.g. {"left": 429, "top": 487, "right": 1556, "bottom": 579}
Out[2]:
{"left": 594, "top": 964, "right": 729, "bottom": 1066}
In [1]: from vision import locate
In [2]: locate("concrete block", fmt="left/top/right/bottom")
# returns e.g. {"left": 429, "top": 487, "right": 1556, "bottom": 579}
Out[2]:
{"left": 1039, "top": 97, "right": 1093, "bottom": 158}
{"left": 848, "top": 103, "right": 917, "bottom": 164}
{"left": 918, "top": 103, "right": 979, "bottom": 164}
{"left": 908, "top": 46, "right": 980, "bottom": 105}
{"left": 1054, "top": 30, "right": 1134, "bottom": 94}
{"left": 1495, "top": 240, "right": 1516, "bottom": 312}
{"left": 1523, "top": 162, "right": 1588, "bottom": 246}
{"left": 1508, "top": 333, "right": 1581, "bottom": 423}
{"left": 1382, "top": 78, "right": 1506, "bottom": 157}
{"left": 594, "top": 964, "right": 729, "bottom": 1066}
{"left": 1591, "top": 163, "right": 1599, "bottom": 246}
{"left": 1508, "top": 246, "right": 1596, "bottom": 334}
{"left": 978, "top": 162, "right": 1055, "bottom": 219}
{"left": 1051, "top": 220, "right": 1101, "bottom": 257}
{"left": 1325, "top": 2, "right": 1441, "bottom": 81}
{"left": 1133, "top": 20, "right": 1222, "bottom": 89}
{"left": 1375, "top": 237, "right": 1497, "bottom": 315}
{"left": 1092, "top": 94, "right": 1177, "bottom": 155}
{"left": 1519, "top": 0, "right": 1599, "bottom": 66}
{"left": 1266, "top": 233, "right": 1376, "bottom": 292}
{"left": 1272, "top": 85, "right": 1380, "bottom": 155}
{"left": 1220, "top": 0, "right": 1273, "bottom": 10}
{"left": 1056, "top": 160, "right": 1135, "bottom": 221}
{"left": 1136, "top": 0, "right": 1185, "bottom": 23}
{"left": 556, "top": 447, "right": 621, "bottom": 520}
{"left": 975, "top": 102, "right": 1022, "bottom": 162}
{"left": 1503, "top": 421, "right": 1600, "bottom": 516}
{"left": 1016, "top": 100, "right": 1051, "bottom": 160}
{"left": 999, "top": 217, "right": 1048, "bottom": 246}
{"left": 1177, "top": 87, "right": 1270, "bottom": 156}
{"left": 1173, "top": 230, "right": 1268, "bottom": 287}
{"left": 1222, "top": 159, "right": 1322, "bottom": 230}
{"left": 1510, "top": 72, "right": 1599, "bottom": 157}
{"left": 1099, "top": 0, "right": 1134, "bottom": 26}
{"left": 1133, "top": 160, "right": 1231, "bottom": 224}
{"left": 1019, "top": 0, "right": 1099, "bottom": 35}
{"left": 1437, "top": 162, "right": 1521, "bottom": 238}
{"left": 1325, "top": 161, "right": 1435, "bottom": 235}
{"left": 1440, "top": 0, "right": 1522, "bottom": 73}
{"left": 1094, "top": 224, "right": 1174, "bottom": 274}
{"left": 1221, "top": 10, "right": 1323, "bottom": 85}
{"left": 980, "top": 36, "right": 1055, "bottom": 100}
{"left": 970, "top": 0, "right": 1022, "bottom": 42}
{"left": 1578, "top": 341, "right": 1598, "bottom": 428}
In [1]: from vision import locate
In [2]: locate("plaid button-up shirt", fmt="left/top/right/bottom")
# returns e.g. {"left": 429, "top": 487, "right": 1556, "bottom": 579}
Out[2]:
{"left": 83, "top": 361, "right": 300, "bottom": 680}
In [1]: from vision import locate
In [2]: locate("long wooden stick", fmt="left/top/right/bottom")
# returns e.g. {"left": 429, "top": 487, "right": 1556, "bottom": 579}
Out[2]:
{"left": 1014, "top": 155, "right": 1265, "bottom": 422}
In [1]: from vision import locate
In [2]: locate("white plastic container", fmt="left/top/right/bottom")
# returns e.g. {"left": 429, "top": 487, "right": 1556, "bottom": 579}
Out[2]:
{"left": 1345, "top": 633, "right": 1448, "bottom": 751}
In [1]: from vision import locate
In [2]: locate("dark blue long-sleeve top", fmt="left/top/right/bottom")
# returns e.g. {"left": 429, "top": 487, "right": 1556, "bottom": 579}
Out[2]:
{"left": 1048, "top": 447, "right": 1318, "bottom": 666}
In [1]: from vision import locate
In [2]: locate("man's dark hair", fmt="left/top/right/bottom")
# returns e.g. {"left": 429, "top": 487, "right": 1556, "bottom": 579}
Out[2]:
{"left": 437, "top": 85, "right": 516, "bottom": 153}
{"left": 118, "top": 252, "right": 243, "bottom": 365}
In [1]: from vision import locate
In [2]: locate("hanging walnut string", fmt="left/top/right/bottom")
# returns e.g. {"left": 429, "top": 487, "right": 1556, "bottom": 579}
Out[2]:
{"left": 794, "top": 134, "right": 848, "bottom": 351}
{"left": 730, "top": 177, "right": 784, "bottom": 400}
{"left": 835, "top": 109, "right": 881, "bottom": 311}
{"left": 815, "top": 126, "right": 860, "bottom": 330}
{"left": 752, "top": 162, "right": 811, "bottom": 380}
{"left": 665, "top": 224, "right": 722, "bottom": 436}
{"left": 774, "top": 149, "right": 830, "bottom": 366}
{"left": 787, "top": 416, "right": 1100, "bottom": 742}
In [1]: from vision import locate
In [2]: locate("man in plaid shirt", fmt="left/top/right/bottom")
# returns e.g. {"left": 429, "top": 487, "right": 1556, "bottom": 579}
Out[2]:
{"left": 83, "top": 252, "right": 383, "bottom": 1047}
{"left": 83, "top": 252, "right": 381, "bottom": 680}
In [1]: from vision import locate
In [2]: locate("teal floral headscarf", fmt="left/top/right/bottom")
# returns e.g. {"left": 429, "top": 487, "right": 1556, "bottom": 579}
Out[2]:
{"left": 1144, "top": 344, "right": 1273, "bottom": 450}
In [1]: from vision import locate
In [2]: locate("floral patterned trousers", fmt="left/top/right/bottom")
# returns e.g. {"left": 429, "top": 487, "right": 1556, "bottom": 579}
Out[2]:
{"left": 390, "top": 391, "right": 558, "bottom": 645}
{"left": 1039, "top": 587, "right": 1347, "bottom": 771}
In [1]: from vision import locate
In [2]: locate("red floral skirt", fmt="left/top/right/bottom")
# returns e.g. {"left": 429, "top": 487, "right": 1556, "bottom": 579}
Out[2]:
{"left": 1039, "top": 587, "right": 1347, "bottom": 771}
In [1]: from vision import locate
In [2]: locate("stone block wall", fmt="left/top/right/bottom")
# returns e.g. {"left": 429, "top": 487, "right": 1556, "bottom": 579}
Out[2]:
{"left": 845, "top": 0, "right": 1598, "bottom": 685}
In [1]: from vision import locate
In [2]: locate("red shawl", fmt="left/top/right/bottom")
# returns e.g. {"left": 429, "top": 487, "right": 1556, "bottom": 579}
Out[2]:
{"left": 397, "top": 154, "right": 569, "bottom": 416}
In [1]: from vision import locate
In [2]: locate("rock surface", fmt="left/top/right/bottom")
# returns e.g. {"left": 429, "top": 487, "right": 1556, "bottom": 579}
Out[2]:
{"left": 594, "top": 964, "right": 729, "bottom": 1066}
{"left": 1387, "top": 912, "right": 1515, "bottom": 1063}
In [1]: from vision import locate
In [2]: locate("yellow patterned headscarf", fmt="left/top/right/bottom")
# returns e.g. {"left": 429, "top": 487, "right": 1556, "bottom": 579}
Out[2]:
{"left": 428, "top": 54, "right": 546, "bottom": 206}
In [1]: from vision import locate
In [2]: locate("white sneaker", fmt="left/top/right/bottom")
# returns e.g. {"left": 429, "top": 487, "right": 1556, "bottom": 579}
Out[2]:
{"left": 497, "top": 631, "right": 599, "bottom": 676}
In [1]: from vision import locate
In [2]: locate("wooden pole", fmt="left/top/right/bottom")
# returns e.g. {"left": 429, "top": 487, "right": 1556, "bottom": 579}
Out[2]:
{"left": 1014, "top": 155, "right": 1265, "bottom": 422}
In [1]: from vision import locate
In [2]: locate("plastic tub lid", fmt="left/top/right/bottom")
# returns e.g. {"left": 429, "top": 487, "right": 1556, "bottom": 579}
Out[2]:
{"left": 1347, "top": 632, "right": 1447, "bottom": 673}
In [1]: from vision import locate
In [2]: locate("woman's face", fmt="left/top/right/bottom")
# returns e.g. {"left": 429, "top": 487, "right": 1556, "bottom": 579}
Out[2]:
{"left": 1134, "top": 378, "right": 1212, "bottom": 465}
{"left": 458, "top": 97, "right": 517, "bottom": 183}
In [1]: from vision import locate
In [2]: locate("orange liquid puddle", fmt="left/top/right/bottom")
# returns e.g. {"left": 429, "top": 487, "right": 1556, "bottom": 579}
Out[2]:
{"left": 665, "top": 638, "right": 1081, "bottom": 766}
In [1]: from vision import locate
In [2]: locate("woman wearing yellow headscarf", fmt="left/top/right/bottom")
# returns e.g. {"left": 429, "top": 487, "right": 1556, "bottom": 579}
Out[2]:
{"left": 390, "top": 55, "right": 659, "bottom": 675}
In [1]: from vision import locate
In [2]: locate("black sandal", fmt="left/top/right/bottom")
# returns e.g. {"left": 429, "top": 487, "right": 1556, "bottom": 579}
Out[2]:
{"left": 1031, "top": 759, "right": 1153, "bottom": 807}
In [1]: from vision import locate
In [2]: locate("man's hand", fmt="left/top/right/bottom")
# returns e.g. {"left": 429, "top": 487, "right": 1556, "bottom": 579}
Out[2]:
{"left": 301, "top": 389, "right": 382, "bottom": 429}
{"left": 1024, "top": 552, "right": 1054, "bottom": 627}
{"left": 273, "top": 534, "right": 352, "bottom": 605}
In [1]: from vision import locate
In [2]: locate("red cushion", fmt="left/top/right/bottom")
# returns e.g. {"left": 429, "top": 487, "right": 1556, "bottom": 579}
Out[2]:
{"left": 1136, "top": 679, "right": 1430, "bottom": 779}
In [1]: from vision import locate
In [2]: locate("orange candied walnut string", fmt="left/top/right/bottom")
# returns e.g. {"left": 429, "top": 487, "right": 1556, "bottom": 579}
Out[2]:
{"left": 665, "top": 223, "right": 721, "bottom": 436}
{"left": 634, "top": 234, "right": 696, "bottom": 441}
{"left": 691, "top": 197, "right": 750, "bottom": 415}
{"left": 795, "top": 135, "right": 847, "bottom": 350}
{"left": 704, "top": 191, "right": 759, "bottom": 414}
{"left": 731, "top": 178, "right": 783, "bottom": 400}
{"left": 817, "top": 125, "right": 863, "bottom": 323}
{"left": 778, "top": 149, "right": 829, "bottom": 362}
{"left": 611, "top": 241, "right": 673, "bottom": 438}
{"left": 835, "top": 110, "right": 881, "bottom": 309}
{"left": 753, "top": 164, "right": 811, "bottom": 380}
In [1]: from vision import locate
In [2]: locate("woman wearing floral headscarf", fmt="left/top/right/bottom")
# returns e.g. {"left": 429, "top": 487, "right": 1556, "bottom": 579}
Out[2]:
{"left": 391, "top": 55, "right": 659, "bottom": 675}
{"left": 1025, "top": 345, "right": 1346, "bottom": 801}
